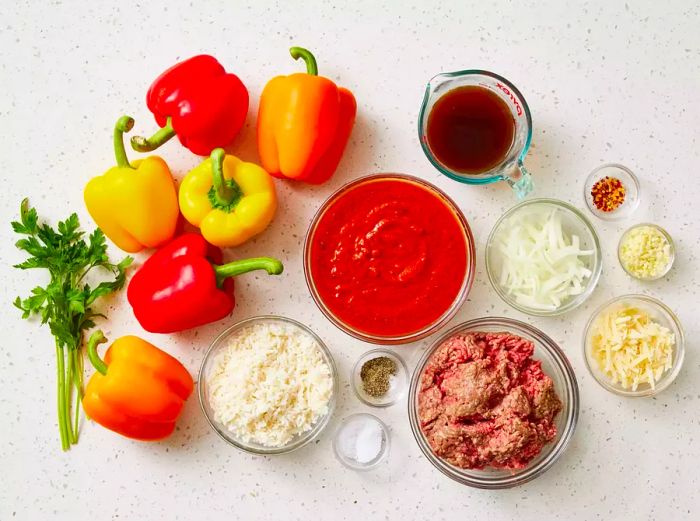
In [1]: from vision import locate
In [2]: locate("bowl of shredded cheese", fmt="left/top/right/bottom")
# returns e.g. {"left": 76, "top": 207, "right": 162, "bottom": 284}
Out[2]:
{"left": 583, "top": 295, "right": 684, "bottom": 397}
{"left": 485, "top": 198, "right": 602, "bottom": 316}
{"left": 198, "top": 316, "right": 338, "bottom": 454}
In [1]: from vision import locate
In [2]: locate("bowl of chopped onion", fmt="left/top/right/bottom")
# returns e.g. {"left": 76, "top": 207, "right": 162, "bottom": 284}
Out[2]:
{"left": 583, "top": 295, "right": 684, "bottom": 397}
{"left": 485, "top": 198, "right": 602, "bottom": 316}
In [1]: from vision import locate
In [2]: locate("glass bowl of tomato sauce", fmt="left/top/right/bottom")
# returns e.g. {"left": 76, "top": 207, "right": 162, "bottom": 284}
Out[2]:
{"left": 304, "top": 173, "right": 476, "bottom": 344}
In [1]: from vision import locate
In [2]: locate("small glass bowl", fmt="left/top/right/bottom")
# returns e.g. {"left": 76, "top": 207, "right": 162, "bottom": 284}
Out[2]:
{"left": 304, "top": 173, "right": 476, "bottom": 345}
{"left": 333, "top": 413, "right": 390, "bottom": 471}
{"left": 584, "top": 163, "right": 640, "bottom": 221}
{"left": 485, "top": 198, "right": 603, "bottom": 316}
{"left": 618, "top": 223, "right": 675, "bottom": 280}
{"left": 583, "top": 295, "right": 685, "bottom": 397}
{"left": 198, "top": 316, "right": 338, "bottom": 454}
{"left": 408, "top": 317, "right": 579, "bottom": 489}
{"left": 352, "top": 349, "right": 408, "bottom": 407}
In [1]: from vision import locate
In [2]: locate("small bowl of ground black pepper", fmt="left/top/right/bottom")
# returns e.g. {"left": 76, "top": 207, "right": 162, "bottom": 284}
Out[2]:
{"left": 584, "top": 163, "right": 640, "bottom": 221}
{"left": 352, "top": 349, "right": 408, "bottom": 407}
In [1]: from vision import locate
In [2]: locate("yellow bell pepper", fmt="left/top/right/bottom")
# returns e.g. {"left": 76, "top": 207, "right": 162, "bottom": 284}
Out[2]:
{"left": 179, "top": 148, "right": 276, "bottom": 247}
{"left": 84, "top": 116, "right": 179, "bottom": 253}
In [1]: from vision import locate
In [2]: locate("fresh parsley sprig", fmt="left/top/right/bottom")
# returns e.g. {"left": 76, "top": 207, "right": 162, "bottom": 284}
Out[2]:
{"left": 12, "top": 199, "right": 132, "bottom": 450}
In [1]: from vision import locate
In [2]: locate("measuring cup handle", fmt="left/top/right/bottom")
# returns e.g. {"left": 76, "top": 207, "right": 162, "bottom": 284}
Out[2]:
{"left": 505, "top": 160, "right": 533, "bottom": 199}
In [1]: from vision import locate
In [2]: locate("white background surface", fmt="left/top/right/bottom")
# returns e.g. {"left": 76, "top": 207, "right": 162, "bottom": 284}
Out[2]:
{"left": 1, "top": 0, "right": 698, "bottom": 519}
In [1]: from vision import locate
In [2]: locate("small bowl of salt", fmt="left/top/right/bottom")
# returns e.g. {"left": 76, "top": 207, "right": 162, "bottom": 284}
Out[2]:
{"left": 333, "top": 413, "right": 390, "bottom": 471}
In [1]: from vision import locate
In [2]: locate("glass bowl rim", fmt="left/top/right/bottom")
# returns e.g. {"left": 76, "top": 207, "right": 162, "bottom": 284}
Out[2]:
{"left": 617, "top": 223, "right": 675, "bottom": 281}
{"left": 582, "top": 294, "right": 685, "bottom": 397}
{"left": 407, "top": 316, "right": 580, "bottom": 489}
{"left": 197, "top": 315, "right": 339, "bottom": 454}
{"left": 303, "top": 173, "right": 476, "bottom": 344}
{"left": 485, "top": 197, "right": 603, "bottom": 316}
{"left": 351, "top": 348, "right": 409, "bottom": 407}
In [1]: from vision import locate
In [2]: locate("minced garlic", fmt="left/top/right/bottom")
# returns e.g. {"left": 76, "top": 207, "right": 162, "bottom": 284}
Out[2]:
{"left": 619, "top": 225, "right": 672, "bottom": 279}
{"left": 589, "top": 304, "right": 675, "bottom": 390}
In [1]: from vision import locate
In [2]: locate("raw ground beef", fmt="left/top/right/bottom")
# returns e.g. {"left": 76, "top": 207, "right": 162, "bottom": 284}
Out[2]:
{"left": 418, "top": 331, "right": 562, "bottom": 470}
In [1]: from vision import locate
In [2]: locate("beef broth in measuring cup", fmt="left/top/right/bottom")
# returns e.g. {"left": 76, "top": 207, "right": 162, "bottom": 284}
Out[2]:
{"left": 426, "top": 86, "right": 515, "bottom": 175}
{"left": 419, "top": 71, "right": 534, "bottom": 199}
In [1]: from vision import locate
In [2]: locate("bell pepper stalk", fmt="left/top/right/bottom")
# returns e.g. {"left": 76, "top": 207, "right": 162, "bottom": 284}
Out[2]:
{"left": 83, "top": 330, "right": 193, "bottom": 441}
{"left": 256, "top": 46, "right": 357, "bottom": 184}
{"left": 179, "top": 148, "right": 277, "bottom": 247}
{"left": 84, "top": 116, "right": 179, "bottom": 253}
{"left": 290, "top": 46, "right": 318, "bottom": 75}
{"left": 130, "top": 55, "right": 249, "bottom": 156}
{"left": 127, "top": 233, "right": 283, "bottom": 333}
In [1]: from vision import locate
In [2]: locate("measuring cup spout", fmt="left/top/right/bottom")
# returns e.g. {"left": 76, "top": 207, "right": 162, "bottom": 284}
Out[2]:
{"left": 421, "top": 74, "right": 450, "bottom": 113}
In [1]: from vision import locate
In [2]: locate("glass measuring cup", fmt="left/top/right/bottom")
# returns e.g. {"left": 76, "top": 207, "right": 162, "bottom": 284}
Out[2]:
{"left": 418, "top": 70, "right": 533, "bottom": 199}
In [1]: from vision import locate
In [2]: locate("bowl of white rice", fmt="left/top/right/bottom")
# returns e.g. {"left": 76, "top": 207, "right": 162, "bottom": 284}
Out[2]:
{"left": 198, "top": 316, "right": 338, "bottom": 454}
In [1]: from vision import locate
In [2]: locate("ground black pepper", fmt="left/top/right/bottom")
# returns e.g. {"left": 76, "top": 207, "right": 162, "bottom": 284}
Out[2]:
{"left": 360, "top": 356, "right": 397, "bottom": 397}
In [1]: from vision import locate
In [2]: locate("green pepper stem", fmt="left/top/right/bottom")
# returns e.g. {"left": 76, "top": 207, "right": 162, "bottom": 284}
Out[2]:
{"left": 130, "top": 117, "right": 175, "bottom": 152}
{"left": 290, "top": 47, "right": 318, "bottom": 76}
{"left": 214, "top": 257, "right": 284, "bottom": 285}
{"left": 114, "top": 116, "right": 135, "bottom": 169}
{"left": 210, "top": 148, "right": 240, "bottom": 206}
{"left": 87, "top": 330, "right": 109, "bottom": 376}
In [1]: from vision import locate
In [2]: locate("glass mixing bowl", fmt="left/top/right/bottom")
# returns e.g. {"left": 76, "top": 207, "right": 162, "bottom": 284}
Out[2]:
{"left": 198, "top": 316, "right": 338, "bottom": 454}
{"left": 485, "top": 198, "right": 602, "bottom": 316}
{"left": 583, "top": 295, "right": 684, "bottom": 397}
{"left": 408, "top": 317, "right": 580, "bottom": 489}
{"left": 304, "top": 173, "right": 476, "bottom": 344}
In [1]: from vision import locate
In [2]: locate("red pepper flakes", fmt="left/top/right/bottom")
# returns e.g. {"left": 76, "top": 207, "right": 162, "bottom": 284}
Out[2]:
{"left": 591, "top": 176, "right": 626, "bottom": 212}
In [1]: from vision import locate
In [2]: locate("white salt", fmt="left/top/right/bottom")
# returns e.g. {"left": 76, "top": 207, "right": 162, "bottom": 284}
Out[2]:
{"left": 337, "top": 416, "right": 384, "bottom": 464}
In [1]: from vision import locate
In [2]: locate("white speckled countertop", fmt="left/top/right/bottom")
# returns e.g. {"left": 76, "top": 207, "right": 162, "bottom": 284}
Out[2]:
{"left": 1, "top": 1, "right": 698, "bottom": 519}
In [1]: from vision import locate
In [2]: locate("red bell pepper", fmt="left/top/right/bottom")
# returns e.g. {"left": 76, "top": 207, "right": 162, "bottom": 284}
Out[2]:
{"left": 127, "top": 233, "right": 283, "bottom": 333}
{"left": 130, "top": 55, "right": 248, "bottom": 156}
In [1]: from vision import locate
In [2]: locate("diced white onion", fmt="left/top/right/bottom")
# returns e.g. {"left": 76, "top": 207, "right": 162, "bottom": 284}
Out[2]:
{"left": 494, "top": 207, "right": 593, "bottom": 310}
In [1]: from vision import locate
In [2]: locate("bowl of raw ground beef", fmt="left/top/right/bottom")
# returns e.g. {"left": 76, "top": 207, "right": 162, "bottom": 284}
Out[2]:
{"left": 408, "top": 317, "right": 579, "bottom": 488}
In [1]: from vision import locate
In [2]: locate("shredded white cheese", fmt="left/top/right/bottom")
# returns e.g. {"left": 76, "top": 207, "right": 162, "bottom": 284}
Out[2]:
{"left": 589, "top": 304, "right": 675, "bottom": 390}
{"left": 208, "top": 321, "right": 333, "bottom": 447}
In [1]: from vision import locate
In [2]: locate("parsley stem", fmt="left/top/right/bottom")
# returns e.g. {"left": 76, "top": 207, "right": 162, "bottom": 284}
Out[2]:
{"left": 71, "top": 349, "right": 82, "bottom": 443}
{"left": 65, "top": 344, "right": 74, "bottom": 442}
{"left": 66, "top": 349, "right": 80, "bottom": 445}
{"left": 72, "top": 347, "right": 82, "bottom": 391}
{"left": 56, "top": 344, "right": 69, "bottom": 451}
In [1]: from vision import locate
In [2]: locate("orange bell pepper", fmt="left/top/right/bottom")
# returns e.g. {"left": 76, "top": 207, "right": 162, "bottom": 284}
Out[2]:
{"left": 82, "top": 331, "right": 193, "bottom": 441}
{"left": 257, "top": 46, "right": 356, "bottom": 184}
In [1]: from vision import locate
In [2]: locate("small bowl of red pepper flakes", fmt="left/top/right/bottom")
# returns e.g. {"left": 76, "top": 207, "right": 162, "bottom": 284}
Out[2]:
{"left": 584, "top": 163, "right": 640, "bottom": 221}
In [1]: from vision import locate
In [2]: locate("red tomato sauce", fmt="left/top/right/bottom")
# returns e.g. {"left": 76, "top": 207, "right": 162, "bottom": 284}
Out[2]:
{"left": 308, "top": 177, "right": 469, "bottom": 337}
